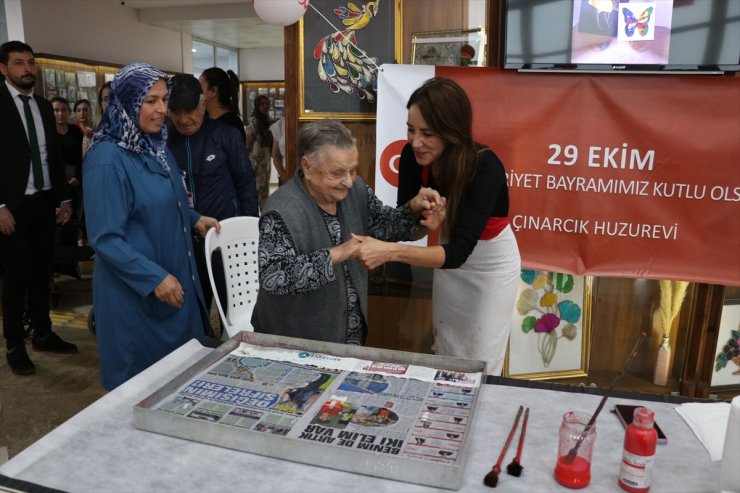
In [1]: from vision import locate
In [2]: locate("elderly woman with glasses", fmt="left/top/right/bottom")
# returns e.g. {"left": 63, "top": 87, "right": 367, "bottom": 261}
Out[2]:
{"left": 252, "top": 120, "right": 443, "bottom": 346}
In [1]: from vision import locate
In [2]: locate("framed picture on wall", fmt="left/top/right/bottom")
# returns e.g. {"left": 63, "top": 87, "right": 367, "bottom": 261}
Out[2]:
{"left": 411, "top": 28, "right": 487, "bottom": 67}
{"left": 241, "top": 81, "right": 285, "bottom": 123}
{"left": 299, "top": 0, "right": 401, "bottom": 120}
{"left": 711, "top": 300, "right": 740, "bottom": 391}
{"left": 504, "top": 271, "right": 592, "bottom": 380}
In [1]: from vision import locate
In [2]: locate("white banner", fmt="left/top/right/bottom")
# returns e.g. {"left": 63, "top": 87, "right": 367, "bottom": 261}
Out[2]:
{"left": 375, "top": 64, "right": 434, "bottom": 210}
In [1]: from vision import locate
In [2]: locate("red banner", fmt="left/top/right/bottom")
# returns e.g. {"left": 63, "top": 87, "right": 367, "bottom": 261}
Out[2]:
{"left": 376, "top": 66, "right": 740, "bottom": 286}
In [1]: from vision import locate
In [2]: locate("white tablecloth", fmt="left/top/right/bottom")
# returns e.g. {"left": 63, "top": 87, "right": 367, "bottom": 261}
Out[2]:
{"left": 0, "top": 340, "right": 723, "bottom": 493}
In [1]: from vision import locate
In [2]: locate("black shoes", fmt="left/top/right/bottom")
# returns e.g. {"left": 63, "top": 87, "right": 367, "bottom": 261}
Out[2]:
{"left": 6, "top": 346, "right": 35, "bottom": 375}
{"left": 5, "top": 333, "right": 77, "bottom": 375}
{"left": 31, "top": 332, "right": 79, "bottom": 354}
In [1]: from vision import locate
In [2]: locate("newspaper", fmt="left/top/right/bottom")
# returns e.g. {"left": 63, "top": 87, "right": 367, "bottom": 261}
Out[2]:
{"left": 154, "top": 342, "right": 482, "bottom": 464}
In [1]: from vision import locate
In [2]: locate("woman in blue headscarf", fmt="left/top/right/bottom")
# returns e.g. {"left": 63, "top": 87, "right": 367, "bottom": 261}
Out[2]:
{"left": 83, "top": 63, "right": 220, "bottom": 390}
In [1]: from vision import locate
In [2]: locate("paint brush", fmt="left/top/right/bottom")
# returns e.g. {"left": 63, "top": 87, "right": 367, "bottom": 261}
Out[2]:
{"left": 506, "top": 407, "right": 529, "bottom": 477}
{"left": 564, "top": 332, "right": 647, "bottom": 464}
{"left": 483, "top": 405, "right": 524, "bottom": 488}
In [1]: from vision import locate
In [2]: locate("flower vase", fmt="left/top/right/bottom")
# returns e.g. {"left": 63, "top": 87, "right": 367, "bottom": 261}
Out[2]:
{"left": 653, "top": 335, "right": 671, "bottom": 386}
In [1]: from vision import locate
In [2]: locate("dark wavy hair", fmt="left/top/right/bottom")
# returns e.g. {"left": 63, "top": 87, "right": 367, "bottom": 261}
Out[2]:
{"left": 407, "top": 77, "right": 481, "bottom": 238}
{"left": 98, "top": 81, "right": 112, "bottom": 107}
{"left": 201, "top": 67, "right": 240, "bottom": 114}
{"left": 251, "top": 95, "right": 273, "bottom": 149}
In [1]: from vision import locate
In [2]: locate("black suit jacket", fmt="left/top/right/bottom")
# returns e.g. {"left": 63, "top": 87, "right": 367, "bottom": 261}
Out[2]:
{"left": 0, "top": 82, "right": 69, "bottom": 210}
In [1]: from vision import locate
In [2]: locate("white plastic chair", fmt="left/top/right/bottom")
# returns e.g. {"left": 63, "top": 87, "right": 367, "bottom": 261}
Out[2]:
{"left": 204, "top": 216, "right": 260, "bottom": 339}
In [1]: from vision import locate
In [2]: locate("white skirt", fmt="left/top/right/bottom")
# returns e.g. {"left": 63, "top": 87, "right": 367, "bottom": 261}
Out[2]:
{"left": 433, "top": 225, "right": 521, "bottom": 375}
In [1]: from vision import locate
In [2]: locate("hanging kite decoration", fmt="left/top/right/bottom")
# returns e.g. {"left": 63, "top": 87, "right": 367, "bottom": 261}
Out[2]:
{"left": 313, "top": 1, "right": 380, "bottom": 102}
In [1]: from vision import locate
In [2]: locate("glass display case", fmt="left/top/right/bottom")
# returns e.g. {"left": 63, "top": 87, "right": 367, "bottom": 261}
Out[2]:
{"left": 35, "top": 54, "right": 119, "bottom": 122}
{"left": 241, "top": 81, "right": 285, "bottom": 122}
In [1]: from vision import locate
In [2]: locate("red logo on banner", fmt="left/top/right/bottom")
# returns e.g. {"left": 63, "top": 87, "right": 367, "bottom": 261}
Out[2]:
{"left": 379, "top": 140, "right": 406, "bottom": 188}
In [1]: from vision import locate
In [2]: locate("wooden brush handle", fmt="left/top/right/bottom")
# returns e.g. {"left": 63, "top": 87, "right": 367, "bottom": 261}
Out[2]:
{"left": 565, "top": 332, "right": 646, "bottom": 463}
{"left": 496, "top": 405, "right": 524, "bottom": 467}
{"left": 514, "top": 407, "right": 529, "bottom": 461}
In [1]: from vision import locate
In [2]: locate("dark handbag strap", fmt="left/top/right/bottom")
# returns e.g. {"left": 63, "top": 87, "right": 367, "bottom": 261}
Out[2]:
{"left": 193, "top": 121, "right": 212, "bottom": 205}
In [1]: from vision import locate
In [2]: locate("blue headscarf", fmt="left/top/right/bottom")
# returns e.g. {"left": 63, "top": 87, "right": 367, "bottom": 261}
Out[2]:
{"left": 90, "top": 63, "right": 170, "bottom": 171}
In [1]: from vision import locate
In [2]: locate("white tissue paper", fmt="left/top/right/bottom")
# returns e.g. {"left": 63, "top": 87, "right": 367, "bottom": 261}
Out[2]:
{"left": 675, "top": 401, "right": 730, "bottom": 461}
{"left": 719, "top": 395, "right": 740, "bottom": 493}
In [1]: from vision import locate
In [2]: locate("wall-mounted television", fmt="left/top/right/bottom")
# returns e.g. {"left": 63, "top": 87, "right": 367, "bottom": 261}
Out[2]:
{"left": 502, "top": 0, "right": 740, "bottom": 73}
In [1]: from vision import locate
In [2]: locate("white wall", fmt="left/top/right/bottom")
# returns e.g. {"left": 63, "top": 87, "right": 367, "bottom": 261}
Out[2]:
{"left": 20, "top": 0, "right": 187, "bottom": 73}
{"left": 4, "top": 0, "right": 23, "bottom": 41}
{"left": 239, "top": 47, "right": 284, "bottom": 81}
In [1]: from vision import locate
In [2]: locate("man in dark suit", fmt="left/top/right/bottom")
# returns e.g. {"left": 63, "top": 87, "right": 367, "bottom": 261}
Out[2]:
{"left": 0, "top": 41, "right": 78, "bottom": 375}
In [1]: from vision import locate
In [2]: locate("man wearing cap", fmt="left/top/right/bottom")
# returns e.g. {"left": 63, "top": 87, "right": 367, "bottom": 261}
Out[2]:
{"left": 167, "top": 74, "right": 257, "bottom": 335}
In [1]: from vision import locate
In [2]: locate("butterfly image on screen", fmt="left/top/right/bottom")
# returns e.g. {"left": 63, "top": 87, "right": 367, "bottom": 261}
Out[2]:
{"left": 622, "top": 6, "right": 653, "bottom": 37}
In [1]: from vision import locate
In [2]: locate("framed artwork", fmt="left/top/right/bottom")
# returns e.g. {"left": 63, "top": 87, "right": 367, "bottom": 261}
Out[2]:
{"left": 711, "top": 301, "right": 740, "bottom": 390}
{"left": 411, "top": 28, "right": 487, "bottom": 67}
{"left": 76, "top": 70, "right": 97, "bottom": 88}
{"left": 241, "top": 81, "right": 285, "bottom": 123}
{"left": 299, "top": 0, "right": 401, "bottom": 120}
{"left": 504, "top": 271, "right": 592, "bottom": 380}
{"left": 36, "top": 56, "right": 120, "bottom": 121}
{"left": 43, "top": 69, "right": 57, "bottom": 90}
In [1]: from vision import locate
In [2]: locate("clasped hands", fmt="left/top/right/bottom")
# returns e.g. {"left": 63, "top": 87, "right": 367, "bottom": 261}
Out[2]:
{"left": 409, "top": 186, "right": 446, "bottom": 231}
{"left": 348, "top": 187, "right": 447, "bottom": 270}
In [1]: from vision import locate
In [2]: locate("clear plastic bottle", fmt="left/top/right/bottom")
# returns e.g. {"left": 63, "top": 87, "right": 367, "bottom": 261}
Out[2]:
{"left": 618, "top": 406, "right": 657, "bottom": 493}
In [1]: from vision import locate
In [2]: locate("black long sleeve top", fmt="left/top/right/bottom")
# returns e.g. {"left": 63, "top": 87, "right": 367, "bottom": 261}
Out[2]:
{"left": 397, "top": 143, "right": 509, "bottom": 269}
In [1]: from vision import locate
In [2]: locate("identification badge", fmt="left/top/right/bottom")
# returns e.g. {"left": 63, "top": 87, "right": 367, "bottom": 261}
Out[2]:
{"left": 179, "top": 170, "right": 194, "bottom": 209}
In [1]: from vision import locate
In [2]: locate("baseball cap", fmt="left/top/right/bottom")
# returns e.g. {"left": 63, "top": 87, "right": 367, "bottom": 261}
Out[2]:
{"left": 168, "top": 74, "right": 203, "bottom": 111}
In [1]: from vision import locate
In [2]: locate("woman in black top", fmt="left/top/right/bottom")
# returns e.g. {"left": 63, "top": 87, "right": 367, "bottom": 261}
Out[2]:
{"left": 199, "top": 67, "right": 247, "bottom": 143}
{"left": 353, "top": 78, "right": 521, "bottom": 375}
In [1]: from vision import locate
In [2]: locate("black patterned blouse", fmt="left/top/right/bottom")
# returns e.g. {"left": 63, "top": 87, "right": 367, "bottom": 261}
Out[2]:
{"left": 258, "top": 185, "right": 421, "bottom": 345}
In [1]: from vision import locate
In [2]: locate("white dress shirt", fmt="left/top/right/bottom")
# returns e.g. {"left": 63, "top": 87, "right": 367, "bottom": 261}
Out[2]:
{"left": 5, "top": 80, "right": 52, "bottom": 195}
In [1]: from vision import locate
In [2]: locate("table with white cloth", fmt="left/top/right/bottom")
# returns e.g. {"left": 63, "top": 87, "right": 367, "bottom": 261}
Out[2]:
{"left": 0, "top": 339, "right": 724, "bottom": 493}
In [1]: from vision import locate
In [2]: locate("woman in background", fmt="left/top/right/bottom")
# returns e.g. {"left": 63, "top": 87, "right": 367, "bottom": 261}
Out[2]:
{"left": 352, "top": 77, "right": 521, "bottom": 375}
{"left": 97, "top": 81, "right": 112, "bottom": 115}
{"left": 199, "top": 67, "right": 246, "bottom": 143}
{"left": 73, "top": 98, "right": 95, "bottom": 156}
{"left": 84, "top": 63, "right": 220, "bottom": 390}
{"left": 246, "top": 94, "right": 273, "bottom": 211}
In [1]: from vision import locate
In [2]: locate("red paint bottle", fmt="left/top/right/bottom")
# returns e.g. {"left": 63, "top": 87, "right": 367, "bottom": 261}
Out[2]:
{"left": 618, "top": 406, "right": 657, "bottom": 493}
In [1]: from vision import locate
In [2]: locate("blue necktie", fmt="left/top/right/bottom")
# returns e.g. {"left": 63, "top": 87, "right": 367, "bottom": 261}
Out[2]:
{"left": 19, "top": 94, "right": 44, "bottom": 190}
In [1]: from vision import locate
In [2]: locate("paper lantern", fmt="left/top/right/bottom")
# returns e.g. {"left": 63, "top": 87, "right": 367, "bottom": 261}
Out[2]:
{"left": 252, "top": 0, "right": 309, "bottom": 27}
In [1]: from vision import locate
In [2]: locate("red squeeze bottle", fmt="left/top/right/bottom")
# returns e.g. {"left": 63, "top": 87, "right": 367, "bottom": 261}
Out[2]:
{"left": 618, "top": 406, "right": 657, "bottom": 492}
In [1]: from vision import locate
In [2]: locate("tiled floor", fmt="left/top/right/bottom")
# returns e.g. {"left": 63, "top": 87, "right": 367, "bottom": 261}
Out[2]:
{"left": 0, "top": 263, "right": 224, "bottom": 463}
{"left": 0, "top": 267, "right": 106, "bottom": 461}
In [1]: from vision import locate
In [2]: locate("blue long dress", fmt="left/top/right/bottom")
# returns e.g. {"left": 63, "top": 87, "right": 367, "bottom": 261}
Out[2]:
{"left": 83, "top": 141, "right": 208, "bottom": 390}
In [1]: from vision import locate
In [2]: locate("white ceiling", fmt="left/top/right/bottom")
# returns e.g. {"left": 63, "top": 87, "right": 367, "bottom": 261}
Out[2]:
{"left": 119, "top": 0, "right": 284, "bottom": 49}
